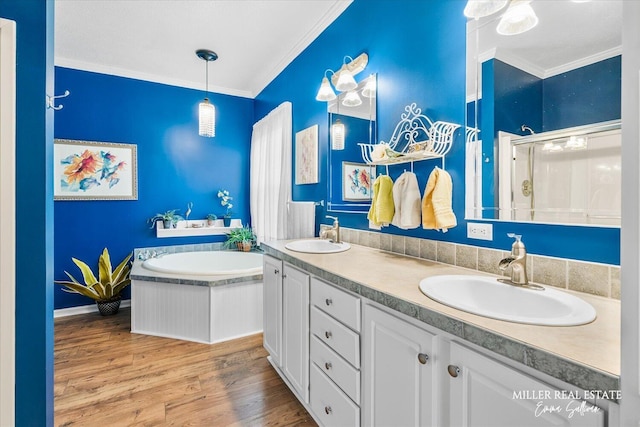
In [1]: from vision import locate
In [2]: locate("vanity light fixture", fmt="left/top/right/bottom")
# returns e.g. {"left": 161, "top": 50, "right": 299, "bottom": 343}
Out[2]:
{"left": 496, "top": 0, "right": 539, "bottom": 36}
{"left": 565, "top": 135, "right": 587, "bottom": 150}
{"left": 361, "top": 75, "right": 377, "bottom": 98}
{"left": 332, "top": 119, "right": 345, "bottom": 150}
{"left": 196, "top": 49, "right": 218, "bottom": 138}
{"left": 463, "top": 0, "right": 508, "bottom": 19}
{"left": 342, "top": 90, "right": 362, "bottom": 107}
{"left": 316, "top": 70, "right": 337, "bottom": 101}
{"left": 315, "top": 53, "right": 369, "bottom": 102}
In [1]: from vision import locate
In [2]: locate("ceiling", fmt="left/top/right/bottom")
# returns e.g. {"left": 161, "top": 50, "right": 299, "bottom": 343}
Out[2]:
{"left": 469, "top": 0, "right": 622, "bottom": 76}
{"left": 54, "top": 0, "right": 352, "bottom": 99}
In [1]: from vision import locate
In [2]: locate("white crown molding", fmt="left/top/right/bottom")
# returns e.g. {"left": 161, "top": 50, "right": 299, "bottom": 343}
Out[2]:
{"left": 544, "top": 45, "right": 622, "bottom": 78}
{"left": 249, "top": 0, "right": 352, "bottom": 97}
{"left": 55, "top": 57, "right": 254, "bottom": 99}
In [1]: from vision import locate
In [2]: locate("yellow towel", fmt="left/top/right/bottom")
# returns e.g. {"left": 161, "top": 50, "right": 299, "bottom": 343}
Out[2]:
{"left": 368, "top": 175, "right": 395, "bottom": 226}
{"left": 422, "top": 167, "right": 457, "bottom": 232}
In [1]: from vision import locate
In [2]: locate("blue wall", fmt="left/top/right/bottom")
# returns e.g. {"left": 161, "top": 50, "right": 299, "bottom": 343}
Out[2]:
{"left": 543, "top": 55, "right": 621, "bottom": 131}
{"left": 54, "top": 67, "right": 254, "bottom": 309}
{"left": 257, "top": 0, "right": 620, "bottom": 265}
{"left": 0, "top": 0, "right": 55, "bottom": 425}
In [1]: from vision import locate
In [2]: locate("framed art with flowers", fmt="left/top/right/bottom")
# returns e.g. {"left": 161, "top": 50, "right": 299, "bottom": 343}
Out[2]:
{"left": 53, "top": 139, "right": 138, "bottom": 200}
{"left": 342, "top": 161, "right": 374, "bottom": 201}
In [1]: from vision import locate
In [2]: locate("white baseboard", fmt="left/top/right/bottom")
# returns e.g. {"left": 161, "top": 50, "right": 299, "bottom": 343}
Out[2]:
{"left": 54, "top": 299, "right": 131, "bottom": 318}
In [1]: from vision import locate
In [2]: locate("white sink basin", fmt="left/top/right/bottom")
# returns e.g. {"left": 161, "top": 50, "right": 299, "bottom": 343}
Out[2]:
{"left": 285, "top": 239, "right": 351, "bottom": 254}
{"left": 419, "top": 275, "right": 596, "bottom": 326}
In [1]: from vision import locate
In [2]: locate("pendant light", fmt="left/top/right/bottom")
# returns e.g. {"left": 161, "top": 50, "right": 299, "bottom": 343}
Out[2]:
{"left": 196, "top": 49, "right": 218, "bottom": 137}
{"left": 332, "top": 119, "right": 345, "bottom": 150}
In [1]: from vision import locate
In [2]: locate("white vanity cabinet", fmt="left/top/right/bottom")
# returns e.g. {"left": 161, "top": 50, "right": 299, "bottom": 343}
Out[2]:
{"left": 309, "top": 277, "right": 362, "bottom": 426}
{"left": 362, "top": 303, "right": 438, "bottom": 427}
{"left": 448, "top": 342, "right": 605, "bottom": 427}
{"left": 263, "top": 255, "right": 310, "bottom": 402}
{"left": 263, "top": 255, "right": 282, "bottom": 366}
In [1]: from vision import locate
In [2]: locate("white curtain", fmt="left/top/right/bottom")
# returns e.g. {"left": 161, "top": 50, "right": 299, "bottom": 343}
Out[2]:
{"left": 250, "top": 101, "right": 292, "bottom": 245}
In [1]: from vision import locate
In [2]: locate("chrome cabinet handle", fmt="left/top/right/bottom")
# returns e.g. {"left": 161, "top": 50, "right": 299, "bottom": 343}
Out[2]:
{"left": 325, "top": 331, "right": 332, "bottom": 339}
{"left": 282, "top": 274, "right": 287, "bottom": 278}
{"left": 274, "top": 269, "right": 279, "bottom": 274}
{"left": 325, "top": 298, "right": 332, "bottom": 306}
{"left": 417, "top": 353, "right": 429, "bottom": 365}
{"left": 324, "top": 406, "right": 332, "bottom": 415}
{"left": 448, "top": 365, "right": 461, "bottom": 378}
{"left": 325, "top": 362, "right": 332, "bottom": 370}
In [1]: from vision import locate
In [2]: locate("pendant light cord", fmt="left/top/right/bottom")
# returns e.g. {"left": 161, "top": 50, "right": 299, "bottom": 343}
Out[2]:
{"left": 205, "top": 59, "right": 209, "bottom": 98}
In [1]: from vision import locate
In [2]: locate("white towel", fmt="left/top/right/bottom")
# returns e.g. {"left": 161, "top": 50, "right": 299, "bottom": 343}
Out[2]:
{"left": 287, "top": 201, "right": 316, "bottom": 239}
{"left": 391, "top": 171, "right": 422, "bottom": 229}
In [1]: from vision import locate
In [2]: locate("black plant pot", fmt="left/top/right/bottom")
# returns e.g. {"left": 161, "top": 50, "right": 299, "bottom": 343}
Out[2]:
{"left": 96, "top": 295, "right": 122, "bottom": 316}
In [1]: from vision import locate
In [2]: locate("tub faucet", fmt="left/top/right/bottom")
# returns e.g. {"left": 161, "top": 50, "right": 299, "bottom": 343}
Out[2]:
{"left": 320, "top": 215, "right": 341, "bottom": 243}
{"left": 498, "top": 233, "right": 529, "bottom": 286}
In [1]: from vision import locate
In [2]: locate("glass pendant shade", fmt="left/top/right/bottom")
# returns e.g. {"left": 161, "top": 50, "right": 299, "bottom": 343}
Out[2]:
{"left": 199, "top": 98, "right": 215, "bottom": 137}
{"left": 335, "top": 70, "right": 357, "bottom": 92}
{"left": 342, "top": 90, "right": 362, "bottom": 107}
{"left": 463, "top": 0, "right": 508, "bottom": 19}
{"left": 316, "top": 76, "right": 337, "bottom": 101}
{"left": 331, "top": 120, "right": 345, "bottom": 150}
{"left": 497, "top": 1, "right": 539, "bottom": 35}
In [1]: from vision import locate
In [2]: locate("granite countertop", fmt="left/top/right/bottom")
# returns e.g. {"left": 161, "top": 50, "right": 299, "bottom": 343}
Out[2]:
{"left": 131, "top": 260, "right": 263, "bottom": 287}
{"left": 262, "top": 240, "right": 621, "bottom": 399}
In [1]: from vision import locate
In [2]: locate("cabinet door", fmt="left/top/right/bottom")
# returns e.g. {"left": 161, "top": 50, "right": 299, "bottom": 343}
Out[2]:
{"left": 282, "top": 263, "right": 310, "bottom": 402}
{"left": 363, "top": 304, "right": 436, "bottom": 427}
{"left": 449, "top": 342, "right": 604, "bottom": 427}
{"left": 263, "top": 255, "right": 282, "bottom": 366}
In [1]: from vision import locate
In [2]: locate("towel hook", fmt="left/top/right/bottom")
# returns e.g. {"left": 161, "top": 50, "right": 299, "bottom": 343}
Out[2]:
{"left": 46, "top": 90, "right": 70, "bottom": 110}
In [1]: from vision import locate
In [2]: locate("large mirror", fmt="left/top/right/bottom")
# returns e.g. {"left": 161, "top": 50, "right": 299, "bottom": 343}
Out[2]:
{"left": 327, "top": 74, "right": 377, "bottom": 213}
{"left": 466, "top": 1, "right": 622, "bottom": 226}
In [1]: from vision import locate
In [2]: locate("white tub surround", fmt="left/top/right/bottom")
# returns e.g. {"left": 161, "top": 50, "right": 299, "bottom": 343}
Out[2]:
{"left": 130, "top": 252, "right": 263, "bottom": 344}
{"left": 142, "top": 251, "right": 262, "bottom": 276}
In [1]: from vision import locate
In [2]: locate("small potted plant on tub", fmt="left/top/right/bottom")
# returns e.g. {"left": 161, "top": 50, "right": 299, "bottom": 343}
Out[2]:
{"left": 206, "top": 213, "right": 217, "bottom": 227}
{"left": 147, "top": 209, "right": 182, "bottom": 229}
{"left": 224, "top": 226, "right": 256, "bottom": 252}
{"left": 55, "top": 248, "right": 133, "bottom": 316}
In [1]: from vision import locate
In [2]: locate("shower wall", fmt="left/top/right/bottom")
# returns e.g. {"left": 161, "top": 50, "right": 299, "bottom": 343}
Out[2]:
{"left": 511, "top": 129, "right": 621, "bottom": 225}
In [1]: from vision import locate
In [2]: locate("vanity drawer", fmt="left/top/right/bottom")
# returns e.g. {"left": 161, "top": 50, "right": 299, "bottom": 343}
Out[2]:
{"left": 311, "top": 335, "right": 360, "bottom": 404}
{"left": 311, "top": 306, "right": 360, "bottom": 368}
{"left": 310, "top": 363, "right": 360, "bottom": 427}
{"left": 311, "top": 277, "right": 361, "bottom": 332}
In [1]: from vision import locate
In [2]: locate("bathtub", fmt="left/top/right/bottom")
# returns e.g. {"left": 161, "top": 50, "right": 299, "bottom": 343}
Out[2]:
{"left": 131, "top": 250, "right": 264, "bottom": 344}
{"left": 142, "top": 251, "right": 263, "bottom": 276}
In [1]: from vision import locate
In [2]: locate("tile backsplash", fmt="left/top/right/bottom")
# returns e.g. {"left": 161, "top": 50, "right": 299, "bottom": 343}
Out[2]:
{"left": 340, "top": 228, "right": 620, "bottom": 300}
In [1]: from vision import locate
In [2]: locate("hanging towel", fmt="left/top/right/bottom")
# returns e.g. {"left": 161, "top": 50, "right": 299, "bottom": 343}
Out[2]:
{"left": 367, "top": 175, "right": 395, "bottom": 227}
{"left": 287, "top": 201, "right": 316, "bottom": 239}
{"left": 422, "top": 167, "right": 457, "bottom": 232}
{"left": 391, "top": 171, "right": 421, "bottom": 230}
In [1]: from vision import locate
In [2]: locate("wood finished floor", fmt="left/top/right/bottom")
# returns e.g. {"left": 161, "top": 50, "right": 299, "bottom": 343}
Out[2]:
{"left": 54, "top": 308, "right": 316, "bottom": 426}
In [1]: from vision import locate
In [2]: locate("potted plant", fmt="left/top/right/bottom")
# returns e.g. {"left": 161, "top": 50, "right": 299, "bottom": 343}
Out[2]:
{"left": 55, "top": 248, "right": 133, "bottom": 316}
{"left": 147, "top": 209, "right": 182, "bottom": 229}
{"left": 218, "top": 189, "right": 233, "bottom": 227}
{"left": 224, "top": 226, "right": 256, "bottom": 252}
{"left": 206, "top": 213, "right": 217, "bottom": 226}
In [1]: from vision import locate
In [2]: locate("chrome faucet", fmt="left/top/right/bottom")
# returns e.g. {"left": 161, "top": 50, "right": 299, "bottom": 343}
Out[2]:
{"left": 498, "top": 233, "right": 530, "bottom": 287}
{"left": 319, "top": 215, "right": 341, "bottom": 243}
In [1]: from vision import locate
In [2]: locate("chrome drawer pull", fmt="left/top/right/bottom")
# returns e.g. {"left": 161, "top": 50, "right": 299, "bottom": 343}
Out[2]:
{"left": 417, "top": 353, "right": 429, "bottom": 365}
{"left": 274, "top": 268, "right": 279, "bottom": 274}
{"left": 325, "top": 298, "right": 332, "bottom": 306}
{"left": 325, "top": 331, "right": 332, "bottom": 339}
{"left": 324, "top": 406, "right": 332, "bottom": 415}
{"left": 325, "top": 362, "right": 332, "bottom": 370}
{"left": 448, "top": 365, "right": 461, "bottom": 378}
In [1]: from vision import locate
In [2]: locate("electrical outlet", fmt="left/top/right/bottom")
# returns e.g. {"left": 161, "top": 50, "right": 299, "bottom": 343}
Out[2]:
{"left": 467, "top": 222, "right": 493, "bottom": 241}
